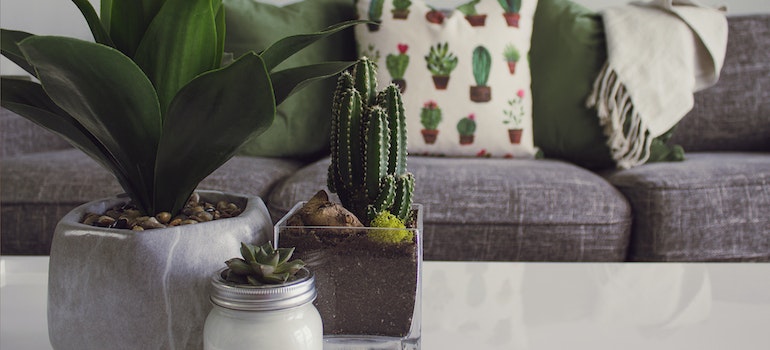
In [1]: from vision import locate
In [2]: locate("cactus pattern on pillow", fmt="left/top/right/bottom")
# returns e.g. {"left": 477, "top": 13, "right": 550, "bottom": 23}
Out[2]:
{"left": 354, "top": 0, "right": 537, "bottom": 158}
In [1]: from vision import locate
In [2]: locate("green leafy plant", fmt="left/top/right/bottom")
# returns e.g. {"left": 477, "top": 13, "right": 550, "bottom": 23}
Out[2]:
{"left": 425, "top": 42, "right": 458, "bottom": 77}
{"left": 472, "top": 46, "right": 492, "bottom": 86}
{"left": 498, "top": 0, "right": 522, "bottom": 13}
{"left": 328, "top": 58, "right": 415, "bottom": 225}
{"left": 420, "top": 101, "right": 442, "bottom": 130}
{"left": 503, "top": 44, "right": 520, "bottom": 62}
{"left": 386, "top": 44, "right": 410, "bottom": 80}
{"left": 457, "top": 0, "right": 481, "bottom": 16}
{"left": 0, "top": 0, "right": 361, "bottom": 217}
{"left": 222, "top": 242, "right": 305, "bottom": 285}
{"left": 457, "top": 114, "right": 477, "bottom": 136}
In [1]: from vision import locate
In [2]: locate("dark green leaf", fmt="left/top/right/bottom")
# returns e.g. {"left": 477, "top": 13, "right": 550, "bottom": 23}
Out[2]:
{"left": 240, "top": 243, "right": 257, "bottom": 263}
{"left": 214, "top": 0, "right": 225, "bottom": 67}
{"left": 154, "top": 53, "right": 275, "bottom": 214}
{"left": 1, "top": 29, "right": 37, "bottom": 77}
{"left": 71, "top": 0, "right": 115, "bottom": 47}
{"left": 107, "top": 0, "right": 166, "bottom": 57}
{"left": 19, "top": 36, "right": 162, "bottom": 213}
{"left": 100, "top": 0, "right": 113, "bottom": 30}
{"left": 260, "top": 20, "right": 367, "bottom": 72}
{"left": 133, "top": 0, "right": 219, "bottom": 114}
{"left": 271, "top": 61, "right": 357, "bottom": 106}
{"left": 0, "top": 77, "right": 143, "bottom": 207}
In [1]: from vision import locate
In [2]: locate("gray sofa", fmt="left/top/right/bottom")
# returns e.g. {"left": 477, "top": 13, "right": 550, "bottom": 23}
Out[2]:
{"left": 2, "top": 15, "right": 768, "bottom": 261}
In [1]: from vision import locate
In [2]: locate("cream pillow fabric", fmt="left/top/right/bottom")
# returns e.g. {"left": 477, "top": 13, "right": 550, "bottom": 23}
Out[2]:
{"left": 355, "top": 0, "right": 538, "bottom": 158}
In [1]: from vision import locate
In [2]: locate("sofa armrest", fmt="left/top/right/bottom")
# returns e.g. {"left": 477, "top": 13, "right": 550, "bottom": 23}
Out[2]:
{"left": 1, "top": 107, "right": 72, "bottom": 157}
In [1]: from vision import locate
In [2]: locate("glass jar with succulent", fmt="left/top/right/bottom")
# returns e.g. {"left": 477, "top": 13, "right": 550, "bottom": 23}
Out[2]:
{"left": 205, "top": 242, "right": 321, "bottom": 350}
{"left": 275, "top": 58, "right": 422, "bottom": 349}
{"left": 0, "top": 1, "right": 363, "bottom": 348}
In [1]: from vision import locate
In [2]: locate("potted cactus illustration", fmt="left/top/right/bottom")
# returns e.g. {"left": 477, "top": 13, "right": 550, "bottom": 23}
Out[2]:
{"left": 386, "top": 44, "right": 410, "bottom": 93}
{"left": 420, "top": 100, "right": 442, "bottom": 144}
{"left": 498, "top": 0, "right": 522, "bottom": 27}
{"left": 425, "top": 42, "right": 458, "bottom": 90}
{"left": 503, "top": 89, "right": 526, "bottom": 144}
{"left": 470, "top": 46, "right": 492, "bottom": 102}
{"left": 457, "top": 0, "right": 486, "bottom": 27}
{"left": 360, "top": 44, "right": 381, "bottom": 63}
{"left": 392, "top": 0, "right": 412, "bottom": 19}
{"left": 425, "top": 6, "right": 445, "bottom": 24}
{"left": 368, "top": 0, "right": 385, "bottom": 31}
{"left": 456, "top": 114, "right": 477, "bottom": 145}
{"left": 503, "top": 44, "right": 520, "bottom": 74}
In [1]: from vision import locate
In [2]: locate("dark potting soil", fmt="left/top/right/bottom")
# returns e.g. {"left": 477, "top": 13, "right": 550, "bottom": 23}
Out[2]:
{"left": 280, "top": 226, "right": 418, "bottom": 337}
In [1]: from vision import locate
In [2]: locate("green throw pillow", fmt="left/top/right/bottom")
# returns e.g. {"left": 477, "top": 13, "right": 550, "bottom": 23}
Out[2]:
{"left": 530, "top": 0, "right": 683, "bottom": 170}
{"left": 223, "top": 0, "right": 356, "bottom": 159}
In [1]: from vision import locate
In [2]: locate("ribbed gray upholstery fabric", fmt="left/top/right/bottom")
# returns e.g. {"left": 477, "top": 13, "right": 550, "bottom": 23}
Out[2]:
{"left": 1, "top": 149, "right": 304, "bottom": 254}
{"left": 1, "top": 108, "right": 72, "bottom": 157}
{"left": 671, "top": 15, "right": 770, "bottom": 152}
{"left": 269, "top": 157, "right": 632, "bottom": 261}
{"left": 606, "top": 153, "right": 770, "bottom": 261}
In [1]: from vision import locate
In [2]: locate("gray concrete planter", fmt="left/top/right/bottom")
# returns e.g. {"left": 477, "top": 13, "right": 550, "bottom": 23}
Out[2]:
{"left": 48, "top": 191, "right": 272, "bottom": 350}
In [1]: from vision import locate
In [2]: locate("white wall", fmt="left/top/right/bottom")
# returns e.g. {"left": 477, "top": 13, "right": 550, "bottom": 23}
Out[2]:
{"left": 1, "top": 0, "right": 769, "bottom": 76}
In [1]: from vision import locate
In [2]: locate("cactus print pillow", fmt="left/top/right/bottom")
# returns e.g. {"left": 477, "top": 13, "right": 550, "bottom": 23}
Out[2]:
{"left": 355, "top": 0, "right": 538, "bottom": 158}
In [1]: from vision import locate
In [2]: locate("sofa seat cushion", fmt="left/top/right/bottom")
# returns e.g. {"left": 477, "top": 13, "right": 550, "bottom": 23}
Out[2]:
{"left": 606, "top": 153, "right": 770, "bottom": 261}
{"left": 1, "top": 149, "right": 304, "bottom": 255}
{"left": 268, "top": 157, "right": 632, "bottom": 261}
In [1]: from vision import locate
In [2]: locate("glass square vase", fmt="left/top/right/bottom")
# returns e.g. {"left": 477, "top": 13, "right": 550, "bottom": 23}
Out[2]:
{"left": 275, "top": 202, "right": 423, "bottom": 350}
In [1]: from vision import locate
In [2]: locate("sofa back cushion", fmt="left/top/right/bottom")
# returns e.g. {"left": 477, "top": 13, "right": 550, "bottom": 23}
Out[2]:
{"left": 669, "top": 14, "right": 770, "bottom": 152}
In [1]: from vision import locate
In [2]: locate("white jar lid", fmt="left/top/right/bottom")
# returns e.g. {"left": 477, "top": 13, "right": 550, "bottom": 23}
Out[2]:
{"left": 210, "top": 268, "right": 316, "bottom": 311}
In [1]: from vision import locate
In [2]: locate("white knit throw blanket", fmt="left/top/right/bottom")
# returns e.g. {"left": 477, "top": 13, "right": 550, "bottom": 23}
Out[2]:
{"left": 586, "top": 0, "right": 728, "bottom": 169}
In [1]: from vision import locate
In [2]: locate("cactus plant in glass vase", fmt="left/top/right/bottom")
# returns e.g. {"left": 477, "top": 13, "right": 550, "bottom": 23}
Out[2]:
{"left": 0, "top": 0, "right": 361, "bottom": 348}
{"left": 275, "top": 57, "right": 422, "bottom": 349}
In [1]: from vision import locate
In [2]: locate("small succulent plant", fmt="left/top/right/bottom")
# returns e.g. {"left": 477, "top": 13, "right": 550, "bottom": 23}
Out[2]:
{"left": 503, "top": 44, "right": 520, "bottom": 63}
{"left": 425, "top": 42, "right": 458, "bottom": 77}
{"left": 457, "top": 114, "right": 477, "bottom": 136}
{"left": 221, "top": 242, "right": 305, "bottom": 285}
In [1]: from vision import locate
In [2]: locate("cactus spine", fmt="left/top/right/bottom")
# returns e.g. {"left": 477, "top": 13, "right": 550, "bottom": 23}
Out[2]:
{"left": 472, "top": 46, "right": 492, "bottom": 86}
{"left": 329, "top": 58, "right": 414, "bottom": 225}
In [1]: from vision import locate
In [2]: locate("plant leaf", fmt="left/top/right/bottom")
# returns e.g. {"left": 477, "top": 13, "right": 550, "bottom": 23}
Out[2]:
{"left": 154, "top": 52, "right": 274, "bottom": 214}
{"left": 71, "top": 0, "right": 115, "bottom": 47}
{"left": 271, "top": 61, "right": 357, "bottom": 106}
{"left": 133, "top": 0, "right": 219, "bottom": 114}
{"left": 1, "top": 29, "right": 37, "bottom": 77}
{"left": 106, "top": 0, "right": 166, "bottom": 57}
{"left": 260, "top": 20, "right": 366, "bottom": 72}
{"left": 0, "top": 77, "right": 144, "bottom": 206}
{"left": 213, "top": 0, "right": 225, "bottom": 67}
{"left": 19, "top": 36, "right": 162, "bottom": 213}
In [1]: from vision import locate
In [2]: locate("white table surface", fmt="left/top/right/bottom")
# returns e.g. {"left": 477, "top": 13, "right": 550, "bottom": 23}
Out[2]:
{"left": 2, "top": 256, "right": 769, "bottom": 350}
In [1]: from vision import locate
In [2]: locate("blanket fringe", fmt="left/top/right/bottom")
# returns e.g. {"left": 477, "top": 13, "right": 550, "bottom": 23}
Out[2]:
{"left": 586, "top": 63, "right": 653, "bottom": 169}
